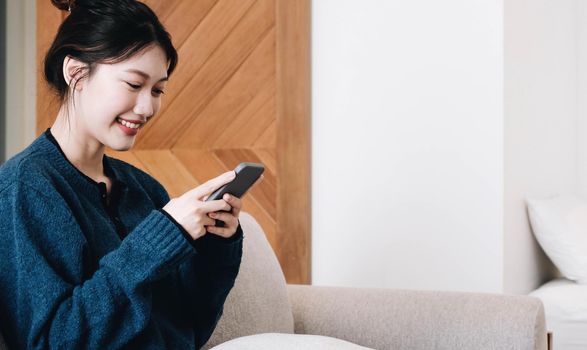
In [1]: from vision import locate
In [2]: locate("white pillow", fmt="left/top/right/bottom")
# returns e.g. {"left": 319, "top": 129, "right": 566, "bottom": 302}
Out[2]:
{"left": 527, "top": 194, "right": 587, "bottom": 283}
{"left": 210, "top": 333, "right": 374, "bottom": 350}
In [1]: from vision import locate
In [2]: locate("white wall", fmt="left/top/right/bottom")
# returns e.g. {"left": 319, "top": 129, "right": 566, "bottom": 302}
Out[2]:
{"left": 579, "top": 2, "right": 587, "bottom": 197}
{"left": 503, "top": 0, "right": 577, "bottom": 294}
{"left": 312, "top": 0, "right": 504, "bottom": 293}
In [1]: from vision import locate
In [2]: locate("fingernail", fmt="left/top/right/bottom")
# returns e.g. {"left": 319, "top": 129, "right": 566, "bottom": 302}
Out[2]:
{"left": 224, "top": 194, "right": 231, "bottom": 201}
{"left": 209, "top": 213, "right": 216, "bottom": 218}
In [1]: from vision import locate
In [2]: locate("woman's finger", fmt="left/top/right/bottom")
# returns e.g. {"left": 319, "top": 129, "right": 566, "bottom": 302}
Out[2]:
{"left": 188, "top": 171, "right": 236, "bottom": 200}
{"left": 222, "top": 194, "right": 242, "bottom": 214}
{"left": 204, "top": 217, "right": 216, "bottom": 227}
{"left": 208, "top": 211, "right": 238, "bottom": 227}
{"left": 207, "top": 224, "right": 237, "bottom": 238}
{"left": 201, "top": 199, "right": 232, "bottom": 213}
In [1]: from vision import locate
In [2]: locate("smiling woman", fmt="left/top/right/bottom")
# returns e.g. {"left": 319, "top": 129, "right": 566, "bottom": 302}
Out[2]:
{"left": 44, "top": 0, "right": 176, "bottom": 153}
{"left": 0, "top": 0, "right": 248, "bottom": 349}
{"left": 53, "top": 45, "right": 169, "bottom": 145}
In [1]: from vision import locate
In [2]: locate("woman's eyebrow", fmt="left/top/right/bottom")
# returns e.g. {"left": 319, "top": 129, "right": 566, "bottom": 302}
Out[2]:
{"left": 124, "top": 68, "right": 168, "bottom": 82}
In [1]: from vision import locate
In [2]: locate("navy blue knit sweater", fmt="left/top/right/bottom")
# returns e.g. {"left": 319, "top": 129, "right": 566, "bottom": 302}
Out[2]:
{"left": 0, "top": 128, "right": 243, "bottom": 349}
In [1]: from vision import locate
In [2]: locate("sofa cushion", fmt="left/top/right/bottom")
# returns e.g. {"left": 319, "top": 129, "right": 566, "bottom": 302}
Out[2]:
{"left": 202, "top": 212, "right": 295, "bottom": 349}
{"left": 210, "top": 333, "right": 375, "bottom": 350}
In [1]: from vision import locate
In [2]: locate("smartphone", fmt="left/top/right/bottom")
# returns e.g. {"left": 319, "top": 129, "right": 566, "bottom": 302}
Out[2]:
{"left": 206, "top": 162, "right": 264, "bottom": 227}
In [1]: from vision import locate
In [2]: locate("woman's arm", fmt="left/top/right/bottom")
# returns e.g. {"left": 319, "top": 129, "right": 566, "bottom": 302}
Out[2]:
{"left": 177, "top": 226, "right": 244, "bottom": 348}
{"left": 0, "top": 181, "right": 195, "bottom": 349}
{"left": 149, "top": 176, "right": 245, "bottom": 348}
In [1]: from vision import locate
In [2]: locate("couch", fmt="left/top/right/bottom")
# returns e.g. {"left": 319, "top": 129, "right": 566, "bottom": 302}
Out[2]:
{"left": 201, "top": 212, "right": 548, "bottom": 349}
{"left": 0, "top": 212, "right": 548, "bottom": 349}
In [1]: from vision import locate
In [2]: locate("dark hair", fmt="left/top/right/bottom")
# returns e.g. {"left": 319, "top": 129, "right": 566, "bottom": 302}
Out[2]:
{"left": 44, "top": 0, "right": 178, "bottom": 115}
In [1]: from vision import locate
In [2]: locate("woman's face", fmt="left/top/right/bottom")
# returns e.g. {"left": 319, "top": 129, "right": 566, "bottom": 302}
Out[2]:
{"left": 74, "top": 44, "right": 169, "bottom": 151}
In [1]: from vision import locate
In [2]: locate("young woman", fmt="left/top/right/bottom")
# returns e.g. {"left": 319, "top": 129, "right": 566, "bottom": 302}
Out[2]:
{"left": 0, "top": 0, "right": 255, "bottom": 348}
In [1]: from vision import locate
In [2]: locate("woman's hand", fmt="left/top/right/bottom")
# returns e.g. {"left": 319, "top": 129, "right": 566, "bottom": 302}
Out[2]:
{"left": 205, "top": 174, "right": 264, "bottom": 239}
{"left": 205, "top": 194, "right": 242, "bottom": 238}
{"left": 162, "top": 171, "right": 236, "bottom": 240}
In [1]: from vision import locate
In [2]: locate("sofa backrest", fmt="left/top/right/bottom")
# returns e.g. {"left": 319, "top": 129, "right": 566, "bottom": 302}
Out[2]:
{"left": 202, "top": 212, "right": 295, "bottom": 349}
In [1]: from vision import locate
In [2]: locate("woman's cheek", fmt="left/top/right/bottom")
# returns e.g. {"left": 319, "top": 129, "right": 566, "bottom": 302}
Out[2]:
{"left": 109, "top": 89, "right": 136, "bottom": 111}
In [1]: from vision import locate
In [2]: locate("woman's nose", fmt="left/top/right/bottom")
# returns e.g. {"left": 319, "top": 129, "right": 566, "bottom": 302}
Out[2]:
{"left": 133, "top": 93, "right": 154, "bottom": 118}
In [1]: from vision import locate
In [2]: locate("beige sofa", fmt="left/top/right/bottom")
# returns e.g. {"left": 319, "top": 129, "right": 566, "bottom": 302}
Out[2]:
{"left": 0, "top": 212, "right": 548, "bottom": 349}
{"left": 203, "top": 212, "right": 548, "bottom": 349}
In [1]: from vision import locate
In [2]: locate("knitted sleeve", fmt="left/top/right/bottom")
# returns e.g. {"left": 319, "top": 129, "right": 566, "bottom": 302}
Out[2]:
{"left": 0, "top": 181, "right": 195, "bottom": 349}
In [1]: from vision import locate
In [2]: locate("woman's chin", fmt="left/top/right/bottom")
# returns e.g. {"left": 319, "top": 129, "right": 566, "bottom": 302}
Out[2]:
{"left": 106, "top": 125, "right": 138, "bottom": 151}
{"left": 107, "top": 139, "right": 135, "bottom": 152}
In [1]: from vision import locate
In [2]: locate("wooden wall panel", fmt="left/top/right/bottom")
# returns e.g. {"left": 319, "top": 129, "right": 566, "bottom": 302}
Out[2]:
{"left": 137, "top": 0, "right": 274, "bottom": 149}
{"left": 36, "top": 0, "right": 310, "bottom": 284}
{"left": 276, "top": 0, "right": 311, "bottom": 283}
{"left": 174, "top": 29, "right": 275, "bottom": 149}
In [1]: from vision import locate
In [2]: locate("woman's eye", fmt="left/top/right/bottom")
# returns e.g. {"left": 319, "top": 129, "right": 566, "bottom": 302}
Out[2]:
{"left": 126, "top": 82, "right": 164, "bottom": 96}
{"left": 126, "top": 82, "right": 141, "bottom": 89}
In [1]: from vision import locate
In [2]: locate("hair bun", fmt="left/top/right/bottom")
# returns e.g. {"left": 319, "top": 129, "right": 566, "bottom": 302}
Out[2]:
{"left": 51, "top": 0, "right": 74, "bottom": 11}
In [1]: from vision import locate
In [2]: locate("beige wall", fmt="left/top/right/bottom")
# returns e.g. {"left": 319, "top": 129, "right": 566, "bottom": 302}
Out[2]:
{"left": 4, "top": 0, "right": 36, "bottom": 160}
{"left": 503, "top": 0, "right": 576, "bottom": 294}
{"left": 578, "top": 0, "right": 587, "bottom": 197}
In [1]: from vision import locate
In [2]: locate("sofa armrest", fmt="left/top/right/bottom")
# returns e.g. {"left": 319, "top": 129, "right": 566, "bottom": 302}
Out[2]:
{"left": 287, "top": 284, "right": 547, "bottom": 350}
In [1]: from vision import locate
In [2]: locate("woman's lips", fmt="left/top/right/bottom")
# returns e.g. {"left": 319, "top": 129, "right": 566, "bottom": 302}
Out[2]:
{"left": 115, "top": 118, "right": 141, "bottom": 136}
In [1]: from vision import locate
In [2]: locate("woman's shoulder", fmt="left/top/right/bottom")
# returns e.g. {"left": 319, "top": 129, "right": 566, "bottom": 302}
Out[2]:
{"left": 0, "top": 142, "right": 56, "bottom": 194}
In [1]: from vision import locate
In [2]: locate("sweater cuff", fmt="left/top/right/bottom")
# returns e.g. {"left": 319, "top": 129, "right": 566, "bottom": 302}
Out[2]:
{"left": 99, "top": 209, "right": 195, "bottom": 284}
{"left": 157, "top": 209, "right": 244, "bottom": 265}
{"left": 157, "top": 208, "right": 198, "bottom": 250}
{"left": 194, "top": 221, "right": 244, "bottom": 266}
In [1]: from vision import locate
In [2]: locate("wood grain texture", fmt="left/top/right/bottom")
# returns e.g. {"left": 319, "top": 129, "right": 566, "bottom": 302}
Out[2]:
{"left": 143, "top": 0, "right": 219, "bottom": 50}
{"left": 133, "top": 150, "right": 198, "bottom": 197}
{"left": 137, "top": 0, "right": 274, "bottom": 149}
{"left": 141, "top": 0, "right": 184, "bottom": 21}
{"left": 276, "top": 0, "right": 311, "bottom": 283}
{"left": 174, "top": 28, "right": 276, "bottom": 149}
{"left": 36, "top": 0, "right": 311, "bottom": 284}
{"left": 143, "top": 0, "right": 256, "bottom": 124}
{"left": 106, "top": 149, "right": 149, "bottom": 173}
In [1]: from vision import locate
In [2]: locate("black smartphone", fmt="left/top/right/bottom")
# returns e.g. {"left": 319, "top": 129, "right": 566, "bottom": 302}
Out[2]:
{"left": 206, "top": 162, "right": 264, "bottom": 227}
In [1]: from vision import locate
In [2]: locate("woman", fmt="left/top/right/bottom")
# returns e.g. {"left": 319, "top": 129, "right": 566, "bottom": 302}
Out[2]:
{"left": 0, "top": 0, "right": 253, "bottom": 348}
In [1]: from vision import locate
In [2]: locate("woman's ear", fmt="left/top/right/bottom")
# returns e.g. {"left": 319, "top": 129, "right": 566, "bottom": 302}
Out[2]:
{"left": 62, "top": 55, "right": 87, "bottom": 91}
